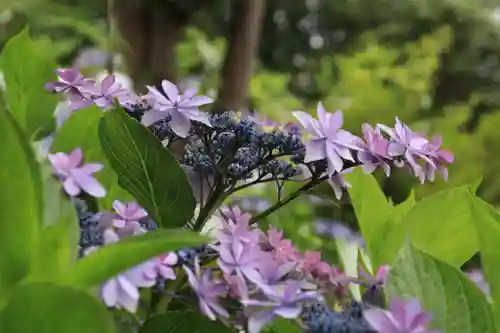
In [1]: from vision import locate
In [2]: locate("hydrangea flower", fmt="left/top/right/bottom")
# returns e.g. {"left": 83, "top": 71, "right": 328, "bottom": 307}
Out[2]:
{"left": 44, "top": 68, "right": 95, "bottom": 112}
{"left": 217, "top": 206, "right": 260, "bottom": 245}
{"left": 90, "top": 74, "right": 137, "bottom": 109}
{"left": 48, "top": 148, "right": 106, "bottom": 198}
{"left": 141, "top": 79, "right": 214, "bottom": 137}
{"left": 299, "top": 251, "right": 333, "bottom": 279}
{"left": 293, "top": 102, "right": 362, "bottom": 175}
{"left": 243, "top": 281, "right": 322, "bottom": 333}
{"left": 143, "top": 252, "right": 178, "bottom": 281}
{"left": 421, "top": 136, "right": 454, "bottom": 182}
{"left": 247, "top": 255, "right": 297, "bottom": 288}
{"left": 111, "top": 200, "right": 148, "bottom": 232}
{"left": 363, "top": 297, "right": 440, "bottom": 333}
{"left": 327, "top": 168, "right": 353, "bottom": 200}
{"left": 184, "top": 257, "right": 229, "bottom": 320}
{"left": 266, "top": 227, "right": 300, "bottom": 263}
{"left": 357, "top": 124, "right": 391, "bottom": 176}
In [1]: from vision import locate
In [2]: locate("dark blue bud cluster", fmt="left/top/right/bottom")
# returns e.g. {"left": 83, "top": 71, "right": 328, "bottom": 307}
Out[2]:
{"left": 174, "top": 244, "right": 218, "bottom": 267}
{"left": 124, "top": 103, "right": 152, "bottom": 122}
{"left": 74, "top": 200, "right": 104, "bottom": 250}
{"left": 301, "top": 302, "right": 375, "bottom": 333}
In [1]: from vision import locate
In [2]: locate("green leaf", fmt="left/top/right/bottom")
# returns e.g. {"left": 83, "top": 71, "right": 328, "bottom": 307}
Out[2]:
{"left": 386, "top": 243, "right": 496, "bottom": 333}
{"left": 265, "top": 317, "right": 302, "bottom": 333}
{"left": 371, "top": 190, "right": 416, "bottom": 267}
{"left": 99, "top": 108, "right": 196, "bottom": 228}
{"left": 346, "top": 169, "right": 390, "bottom": 255}
{"left": 65, "top": 229, "right": 208, "bottom": 287}
{"left": 0, "top": 282, "right": 115, "bottom": 333}
{"left": 404, "top": 185, "right": 477, "bottom": 266}
{"left": 139, "top": 311, "right": 233, "bottom": 333}
{"left": 0, "top": 107, "right": 42, "bottom": 292}
{"left": 51, "top": 105, "right": 133, "bottom": 209}
{"left": 0, "top": 27, "right": 58, "bottom": 140}
{"left": 32, "top": 165, "right": 79, "bottom": 280}
{"left": 335, "top": 238, "right": 361, "bottom": 301}
{"left": 470, "top": 198, "right": 500, "bottom": 324}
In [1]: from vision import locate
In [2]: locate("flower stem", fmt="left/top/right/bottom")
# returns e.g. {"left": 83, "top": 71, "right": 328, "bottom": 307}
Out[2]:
{"left": 250, "top": 175, "right": 327, "bottom": 224}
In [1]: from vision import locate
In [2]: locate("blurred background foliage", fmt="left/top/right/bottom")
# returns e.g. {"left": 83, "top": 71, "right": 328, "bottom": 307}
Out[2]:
{"left": 2, "top": 0, "right": 500, "bottom": 264}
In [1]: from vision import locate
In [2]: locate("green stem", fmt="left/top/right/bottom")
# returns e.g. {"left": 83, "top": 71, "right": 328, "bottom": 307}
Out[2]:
{"left": 250, "top": 176, "right": 327, "bottom": 224}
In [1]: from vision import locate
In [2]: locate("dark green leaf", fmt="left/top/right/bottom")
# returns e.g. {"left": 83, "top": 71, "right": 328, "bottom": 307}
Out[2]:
{"left": 65, "top": 229, "right": 208, "bottom": 287}
{"left": 0, "top": 27, "right": 58, "bottom": 140}
{"left": 0, "top": 107, "right": 42, "bottom": 292}
{"left": 139, "top": 311, "right": 233, "bottom": 333}
{"left": 51, "top": 105, "right": 133, "bottom": 209}
{"left": 404, "top": 185, "right": 477, "bottom": 266}
{"left": 386, "top": 243, "right": 496, "bottom": 333}
{"left": 265, "top": 318, "right": 302, "bottom": 333}
{"left": 470, "top": 198, "right": 500, "bottom": 324}
{"left": 0, "top": 282, "right": 115, "bottom": 333}
{"left": 99, "top": 108, "right": 196, "bottom": 228}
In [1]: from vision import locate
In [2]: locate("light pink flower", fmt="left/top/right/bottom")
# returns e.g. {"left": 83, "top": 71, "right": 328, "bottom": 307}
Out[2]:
{"left": 45, "top": 68, "right": 95, "bottom": 112}
{"left": 48, "top": 148, "right": 106, "bottom": 198}
{"left": 112, "top": 200, "right": 148, "bottom": 231}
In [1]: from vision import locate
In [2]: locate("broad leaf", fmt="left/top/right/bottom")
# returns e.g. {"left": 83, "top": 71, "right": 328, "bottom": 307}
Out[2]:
{"left": 346, "top": 169, "right": 390, "bottom": 258}
{"left": 386, "top": 243, "right": 496, "bottom": 333}
{"left": 265, "top": 318, "right": 302, "bottom": 333}
{"left": 51, "top": 105, "right": 133, "bottom": 209}
{"left": 370, "top": 191, "right": 415, "bottom": 267}
{"left": 99, "top": 108, "right": 196, "bottom": 228}
{"left": 139, "top": 311, "right": 233, "bottom": 333}
{"left": 32, "top": 166, "right": 79, "bottom": 280}
{"left": 470, "top": 198, "right": 500, "bottom": 324}
{"left": 0, "top": 27, "right": 58, "bottom": 140}
{"left": 0, "top": 282, "right": 114, "bottom": 333}
{"left": 404, "top": 185, "right": 477, "bottom": 266}
{"left": 65, "top": 229, "right": 208, "bottom": 286}
{"left": 0, "top": 107, "right": 42, "bottom": 292}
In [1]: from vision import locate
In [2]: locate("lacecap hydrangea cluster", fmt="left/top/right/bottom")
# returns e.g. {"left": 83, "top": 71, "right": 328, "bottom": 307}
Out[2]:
{"left": 44, "top": 68, "right": 450, "bottom": 333}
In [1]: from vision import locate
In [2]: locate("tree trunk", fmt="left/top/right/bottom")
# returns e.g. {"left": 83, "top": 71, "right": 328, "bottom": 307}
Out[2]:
{"left": 113, "top": 0, "right": 190, "bottom": 92}
{"left": 216, "top": 0, "right": 266, "bottom": 111}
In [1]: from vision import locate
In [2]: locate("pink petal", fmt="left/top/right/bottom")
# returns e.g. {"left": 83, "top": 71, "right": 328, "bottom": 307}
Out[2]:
{"left": 103, "top": 228, "right": 120, "bottom": 244}
{"left": 56, "top": 68, "right": 79, "bottom": 83}
{"left": 112, "top": 218, "right": 127, "bottom": 229}
{"left": 101, "top": 279, "right": 118, "bottom": 307}
{"left": 161, "top": 80, "right": 179, "bottom": 102}
{"left": 248, "top": 311, "right": 275, "bottom": 333}
{"left": 163, "top": 252, "right": 178, "bottom": 265}
{"left": 364, "top": 308, "right": 400, "bottom": 333}
{"left": 78, "top": 163, "right": 104, "bottom": 175}
{"left": 159, "top": 265, "right": 176, "bottom": 280}
{"left": 185, "top": 109, "right": 212, "bottom": 127}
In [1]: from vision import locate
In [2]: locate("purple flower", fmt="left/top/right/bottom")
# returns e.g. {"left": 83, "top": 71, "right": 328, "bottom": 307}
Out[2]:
{"left": 293, "top": 102, "right": 363, "bottom": 176}
{"left": 466, "top": 270, "right": 490, "bottom": 298}
{"left": 247, "top": 255, "right": 297, "bottom": 288}
{"left": 141, "top": 252, "right": 178, "bottom": 281}
{"left": 112, "top": 200, "right": 148, "bottom": 232}
{"left": 44, "top": 68, "right": 95, "bottom": 112}
{"left": 141, "top": 80, "right": 213, "bottom": 137}
{"left": 184, "top": 257, "right": 229, "bottom": 320}
{"left": 242, "top": 281, "right": 322, "bottom": 333}
{"left": 420, "top": 136, "right": 454, "bottom": 182}
{"left": 101, "top": 261, "right": 157, "bottom": 313}
{"left": 217, "top": 207, "right": 261, "bottom": 245}
{"left": 252, "top": 113, "right": 278, "bottom": 132}
{"left": 357, "top": 124, "right": 391, "bottom": 176}
{"left": 48, "top": 148, "right": 106, "bottom": 198}
{"left": 327, "top": 168, "right": 353, "bottom": 200}
{"left": 378, "top": 118, "right": 438, "bottom": 182}
{"left": 363, "top": 297, "right": 441, "bottom": 333}
{"left": 216, "top": 238, "right": 266, "bottom": 286}
{"left": 90, "top": 74, "right": 137, "bottom": 109}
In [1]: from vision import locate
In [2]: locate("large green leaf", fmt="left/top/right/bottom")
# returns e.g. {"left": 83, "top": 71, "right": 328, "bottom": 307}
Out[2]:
{"left": 0, "top": 107, "right": 42, "bottom": 293}
{"left": 265, "top": 318, "right": 302, "bottom": 333}
{"left": 0, "top": 27, "right": 58, "bottom": 140}
{"left": 51, "top": 105, "right": 133, "bottom": 209}
{"left": 99, "top": 108, "right": 196, "bottom": 228}
{"left": 346, "top": 169, "right": 391, "bottom": 256}
{"left": 470, "top": 198, "right": 500, "bottom": 325}
{"left": 65, "top": 229, "right": 208, "bottom": 287}
{"left": 404, "top": 185, "right": 477, "bottom": 266}
{"left": 386, "top": 243, "right": 496, "bottom": 333}
{"left": 139, "top": 311, "right": 233, "bottom": 333}
{"left": 32, "top": 165, "right": 79, "bottom": 280}
{"left": 0, "top": 282, "right": 114, "bottom": 333}
{"left": 370, "top": 191, "right": 415, "bottom": 267}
